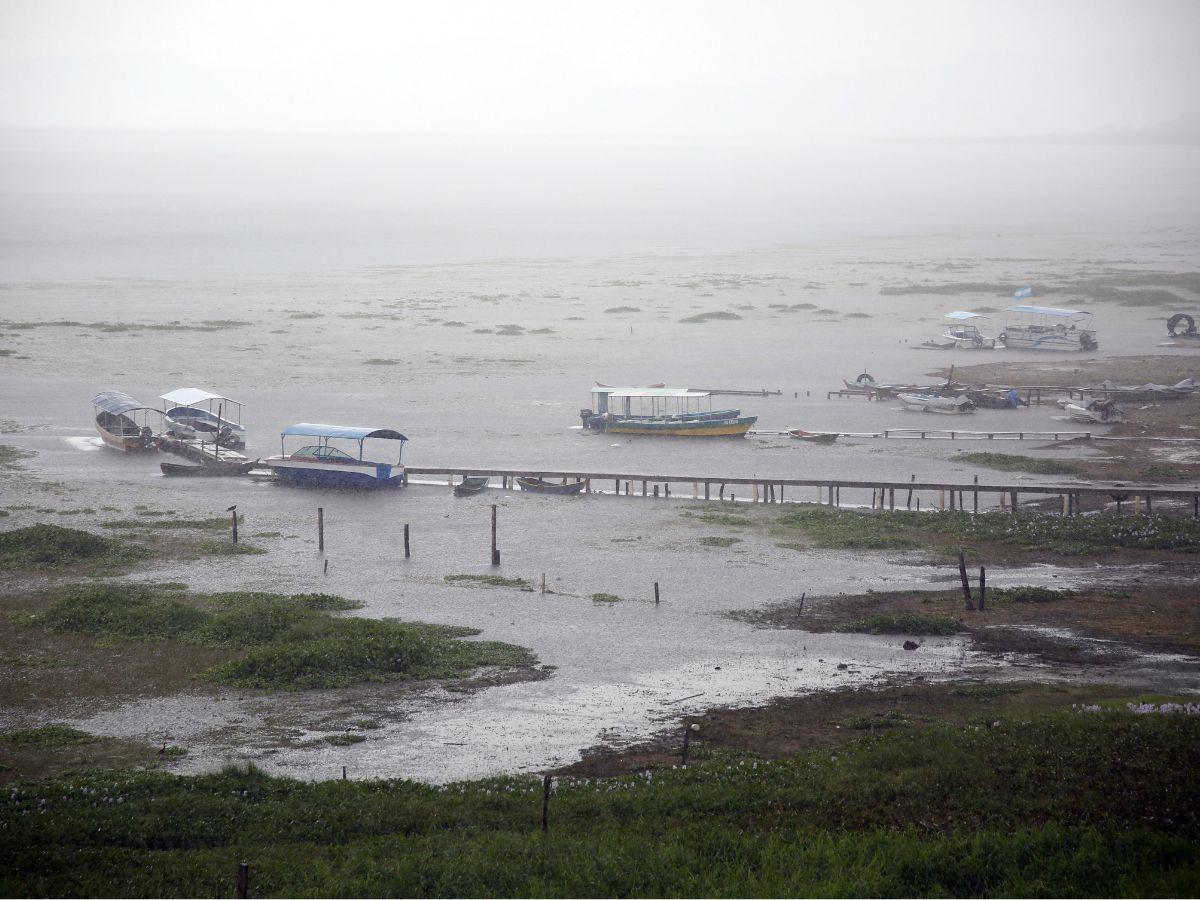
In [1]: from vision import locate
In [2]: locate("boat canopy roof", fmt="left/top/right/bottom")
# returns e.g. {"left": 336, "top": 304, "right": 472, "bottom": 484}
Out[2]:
{"left": 590, "top": 387, "right": 710, "bottom": 399}
{"left": 92, "top": 390, "right": 155, "bottom": 416}
{"left": 280, "top": 423, "right": 407, "bottom": 442}
{"left": 159, "top": 387, "right": 243, "bottom": 408}
{"left": 944, "top": 310, "right": 988, "bottom": 320}
{"left": 1006, "top": 305, "right": 1089, "bottom": 318}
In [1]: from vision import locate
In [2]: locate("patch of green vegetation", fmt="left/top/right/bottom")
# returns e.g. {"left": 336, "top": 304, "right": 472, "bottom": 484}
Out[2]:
{"left": 775, "top": 507, "right": 1200, "bottom": 555}
{"left": 349, "top": 719, "right": 382, "bottom": 730}
{"left": 161, "top": 746, "right": 188, "bottom": 758}
{"left": 844, "top": 312, "right": 871, "bottom": 319}
{"left": 950, "top": 684, "right": 1026, "bottom": 699}
{"left": 679, "top": 310, "right": 742, "bottom": 323}
{"left": 1139, "top": 465, "right": 1192, "bottom": 481}
{"left": 101, "top": 516, "right": 235, "bottom": 531}
{"left": 195, "top": 541, "right": 266, "bottom": 556}
{"left": 604, "top": 306, "right": 641, "bottom": 313}
{"left": 444, "top": 574, "right": 531, "bottom": 589}
{"left": 840, "top": 712, "right": 911, "bottom": 730}
{"left": 1, "top": 725, "right": 97, "bottom": 747}
{"left": 956, "top": 452, "right": 1088, "bottom": 477}
{"left": 590, "top": 593, "right": 622, "bottom": 603}
{"left": 27, "top": 585, "right": 534, "bottom": 691}
{"left": 683, "top": 509, "right": 752, "bottom": 526}
{"left": 995, "top": 586, "right": 1074, "bottom": 604}
{"left": 326, "top": 733, "right": 367, "bottom": 746}
{"left": 4, "top": 713, "right": 1198, "bottom": 896}
{"left": 0, "top": 654, "right": 72, "bottom": 668}
{"left": 0, "top": 524, "right": 148, "bottom": 572}
{"left": 698, "top": 536, "right": 741, "bottom": 547}
{"left": 836, "top": 613, "right": 962, "bottom": 635}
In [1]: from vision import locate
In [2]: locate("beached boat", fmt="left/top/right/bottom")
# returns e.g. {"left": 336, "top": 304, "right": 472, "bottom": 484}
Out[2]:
{"left": 897, "top": 393, "right": 976, "bottom": 414}
{"left": 91, "top": 391, "right": 172, "bottom": 451}
{"left": 263, "top": 423, "right": 408, "bottom": 488}
{"left": 453, "top": 475, "right": 490, "bottom": 496}
{"left": 160, "top": 388, "right": 246, "bottom": 449}
{"left": 787, "top": 429, "right": 838, "bottom": 444}
{"left": 999, "top": 306, "right": 1098, "bottom": 352}
{"left": 937, "top": 311, "right": 997, "bottom": 350}
{"left": 1057, "top": 398, "right": 1122, "bottom": 423}
{"left": 516, "top": 476, "right": 586, "bottom": 494}
{"left": 581, "top": 387, "right": 756, "bottom": 437}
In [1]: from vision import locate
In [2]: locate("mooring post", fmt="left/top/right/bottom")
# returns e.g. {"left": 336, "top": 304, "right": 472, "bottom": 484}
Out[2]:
{"left": 642, "top": 480, "right": 647, "bottom": 497}
{"left": 614, "top": 478, "right": 619, "bottom": 494}
{"left": 907, "top": 475, "right": 915, "bottom": 510}
{"left": 889, "top": 488, "right": 895, "bottom": 510}
{"left": 342, "top": 765, "right": 347, "bottom": 780}
{"left": 490, "top": 504, "right": 500, "bottom": 565}
{"left": 681, "top": 722, "right": 699, "bottom": 766}
{"left": 939, "top": 489, "right": 945, "bottom": 511}
{"left": 653, "top": 484, "right": 659, "bottom": 498}
{"left": 973, "top": 476, "right": 979, "bottom": 514}
{"left": 404, "top": 523, "right": 411, "bottom": 558}
{"left": 317, "top": 507, "right": 324, "bottom": 552}
{"left": 704, "top": 481, "right": 710, "bottom": 500}
{"left": 1009, "top": 490, "right": 1018, "bottom": 514}
{"left": 958, "top": 550, "right": 974, "bottom": 610}
{"left": 228, "top": 505, "right": 238, "bottom": 544}
{"left": 541, "top": 573, "right": 546, "bottom": 594}
{"left": 654, "top": 581, "right": 660, "bottom": 604}
{"left": 978, "top": 566, "right": 986, "bottom": 611}
{"left": 235, "top": 862, "right": 249, "bottom": 899}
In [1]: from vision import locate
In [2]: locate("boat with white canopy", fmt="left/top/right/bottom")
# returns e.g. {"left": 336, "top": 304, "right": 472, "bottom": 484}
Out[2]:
{"left": 160, "top": 388, "right": 246, "bottom": 449}
{"left": 91, "top": 391, "right": 173, "bottom": 451}
{"left": 1000, "top": 306, "right": 1098, "bottom": 352}
{"left": 581, "top": 387, "right": 756, "bottom": 436}
{"left": 937, "top": 311, "right": 997, "bottom": 349}
{"left": 263, "top": 424, "right": 408, "bottom": 488}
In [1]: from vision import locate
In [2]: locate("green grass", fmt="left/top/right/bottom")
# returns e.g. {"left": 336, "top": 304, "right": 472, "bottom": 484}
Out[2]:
{"left": 194, "top": 541, "right": 266, "bottom": 556}
{"left": 27, "top": 585, "right": 535, "bottom": 690}
{"left": 101, "top": 516, "right": 236, "bottom": 531}
{"left": 444, "top": 574, "right": 531, "bottom": 589}
{"left": 0, "top": 655, "right": 72, "bottom": 668}
{"left": 684, "top": 510, "right": 752, "bottom": 526}
{"left": 956, "top": 452, "right": 1088, "bottom": 477}
{"left": 2, "top": 712, "right": 1197, "bottom": 896}
{"left": 678, "top": 310, "right": 742, "bottom": 323}
{"left": 326, "top": 733, "right": 367, "bottom": 746}
{"left": 698, "top": 536, "right": 741, "bottom": 547}
{"left": 590, "top": 593, "right": 622, "bottom": 603}
{"left": 836, "top": 613, "right": 962, "bottom": 635}
{"left": 840, "top": 712, "right": 911, "bottom": 730}
{"left": 1, "top": 725, "right": 97, "bottom": 747}
{"left": 774, "top": 507, "right": 1200, "bottom": 555}
{"left": 0, "top": 524, "right": 148, "bottom": 572}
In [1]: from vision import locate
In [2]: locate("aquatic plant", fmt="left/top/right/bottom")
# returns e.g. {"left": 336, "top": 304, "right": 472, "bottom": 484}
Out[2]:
{"left": 444, "top": 574, "right": 531, "bottom": 589}
{"left": 836, "top": 613, "right": 961, "bottom": 635}
{"left": 0, "top": 524, "right": 146, "bottom": 572}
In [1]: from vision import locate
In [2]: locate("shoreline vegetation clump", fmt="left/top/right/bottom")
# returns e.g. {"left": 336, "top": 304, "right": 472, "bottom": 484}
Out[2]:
{"left": 2, "top": 710, "right": 1197, "bottom": 896}
{"left": 19, "top": 585, "right": 536, "bottom": 690}
{"left": 0, "top": 524, "right": 148, "bottom": 573}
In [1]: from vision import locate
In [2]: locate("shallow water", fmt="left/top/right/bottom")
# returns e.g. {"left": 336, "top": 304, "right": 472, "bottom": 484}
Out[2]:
{"left": 2, "top": 216, "right": 1199, "bottom": 780}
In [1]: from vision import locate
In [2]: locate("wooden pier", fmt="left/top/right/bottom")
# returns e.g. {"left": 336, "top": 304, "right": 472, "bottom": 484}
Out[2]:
{"left": 406, "top": 466, "right": 1200, "bottom": 517}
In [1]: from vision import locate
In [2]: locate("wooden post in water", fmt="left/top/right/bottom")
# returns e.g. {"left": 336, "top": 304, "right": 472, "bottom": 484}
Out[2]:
{"left": 906, "top": 475, "right": 915, "bottom": 510}
{"left": 704, "top": 481, "right": 711, "bottom": 500}
{"left": 654, "top": 582, "right": 660, "bottom": 605}
{"left": 490, "top": 504, "right": 500, "bottom": 565}
{"left": 317, "top": 507, "right": 324, "bottom": 552}
{"left": 939, "top": 489, "right": 945, "bottom": 511}
{"left": 958, "top": 551, "right": 974, "bottom": 610}
{"left": 973, "top": 476, "right": 979, "bottom": 514}
{"left": 541, "top": 775, "right": 551, "bottom": 834}
{"left": 642, "top": 480, "right": 647, "bottom": 497}
{"left": 404, "top": 524, "right": 410, "bottom": 558}
{"left": 1145, "top": 492, "right": 1153, "bottom": 515}
{"left": 541, "top": 573, "right": 546, "bottom": 594}
{"left": 228, "top": 505, "right": 238, "bottom": 544}
{"left": 1009, "top": 490, "right": 1018, "bottom": 514}
{"left": 235, "top": 862, "right": 249, "bottom": 899}
{"left": 889, "top": 488, "right": 895, "bottom": 510}
{"left": 978, "top": 567, "right": 986, "bottom": 611}
{"left": 653, "top": 485, "right": 659, "bottom": 498}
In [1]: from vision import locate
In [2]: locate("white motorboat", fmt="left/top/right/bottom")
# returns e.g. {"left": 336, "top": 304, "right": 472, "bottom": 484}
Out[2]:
{"left": 938, "top": 311, "right": 997, "bottom": 349}
{"left": 1057, "top": 398, "right": 1122, "bottom": 423}
{"left": 897, "top": 393, "right": 976, "bottom": 414}
{"left": 1000, "top": 306, "right": 1098, "bottom": 352}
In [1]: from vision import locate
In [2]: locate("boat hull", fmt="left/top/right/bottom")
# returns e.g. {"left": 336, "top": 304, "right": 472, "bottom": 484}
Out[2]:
{"left": 1000, "top": 329, "right": 1097, "bottom": 351}
{"left": 787, "top": 430, "right": 838, "bottom": 443}
{"left": 897, "top": 394, "right": 975, "bottom": 414}
{"left": 266, "top": 458, "right": 407, "bottom": 489}
{"left": 161, "top": 461, "right": 257, "bottom": 477}
{"left": 517, "top": 477, "right": 586, "bottom": 494}
{"left": 602, "top": 416, "right": 756, "bottom": 437}
{"left": 95, "top": 419, "right": 157, "bottom": 452}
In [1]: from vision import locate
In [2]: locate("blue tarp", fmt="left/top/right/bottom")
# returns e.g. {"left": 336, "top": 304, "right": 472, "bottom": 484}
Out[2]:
{"left": 281, "top": 423, "right": 407, "bottom": 442}
{"left": 92, "top": 390, "right": 150, "bottom": 416}
{"left": 1006, "top": 305, "right": 1085, "bottom": 318}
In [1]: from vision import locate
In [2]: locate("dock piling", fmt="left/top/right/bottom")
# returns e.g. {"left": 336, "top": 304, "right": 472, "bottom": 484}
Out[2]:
{"left": 490, "top": 505, "right": 500, "bottom": 566}
{"left": 317, "top": 507, "right": 324, "bottom": 553}
{"left": 958, "top": 551, "right": 974, "bottom": 610}
{"left": 404, "top": 524, "right": 410, "bottom": 558}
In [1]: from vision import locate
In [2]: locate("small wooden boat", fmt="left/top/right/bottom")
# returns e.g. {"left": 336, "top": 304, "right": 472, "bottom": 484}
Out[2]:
{"left": 160, "top": 460, "right": 258, "bottom": 477}
{"left": 787, "top": 429, "right": 838, "bottom": 444}
{"left": 454, "top": 475, "right": 490, "bottom": 496}
{"left": 897, "top": 393, "right": 976, "bottom": 414}
{"left": 516, "top": 476, "right": 586, "bottom": 494}
{"left": 91, "top": 390, "right": 172, "bottom": 451}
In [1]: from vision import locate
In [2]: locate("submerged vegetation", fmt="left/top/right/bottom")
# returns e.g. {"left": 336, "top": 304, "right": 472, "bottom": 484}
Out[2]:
{"left": 3, "top": 711, "right": 1197, "bottom": 896}
{"left": 955, "top": 452, "right": 1089, "bottom": 477}
{"left": 836, "top": 613, "right": 961, "bottom": 635}
{"left": 444, "top": 574, "right": 531, "bottom": 589}
{"left": 23, "top": 585, "right": 535, "bottom": 690}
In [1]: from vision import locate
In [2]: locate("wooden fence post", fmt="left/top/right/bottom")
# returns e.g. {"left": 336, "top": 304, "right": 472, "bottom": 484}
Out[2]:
{"left": 490, "top": 505, "right": 500, "bottom": 565}
{"left": 978, "top": 567, "right": 986, "bottom": 611}
{"left": 404, "top": 523, "right": 410, "bottom": 558}
{"left": 958, "top": 551, "right": 974, "bottom": 610}
{"left": 317, "top": 507, "right": 324, "bottom": 552}
{"left": 235, "top": 862, "right": 249, "bottom": 899}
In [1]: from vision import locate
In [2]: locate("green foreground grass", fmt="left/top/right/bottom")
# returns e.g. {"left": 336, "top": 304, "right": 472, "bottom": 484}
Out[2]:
{"left": 21, "top": 585, "right": 534, "bottom": 690}
{"left": 774, "top": 507, "right": 1200, "bottom": 555}
{"left": 0, "top": 524, "right": 148, "bottom": 573}
{"left": 2, "top": 712, "right": 1197, "bottom": 897}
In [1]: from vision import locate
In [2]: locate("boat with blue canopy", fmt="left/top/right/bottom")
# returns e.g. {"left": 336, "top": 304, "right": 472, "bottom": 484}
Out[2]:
{"left": 264, "top": 423, "right": 408, "bottom": 488}
{"left": 91, "top": 390, "right": 173, "bottom": 451}
{"left": 159, "top": 388, "right": 246, "bottom": 449}
{"left": 1000, "top": 306, "right": 1098, "bottom": 352}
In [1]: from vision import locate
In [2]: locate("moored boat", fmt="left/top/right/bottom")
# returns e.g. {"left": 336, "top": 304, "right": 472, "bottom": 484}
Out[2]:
{"left": 160, "top": 460, "right": 258, "bottom": 477}
{"left": 91, "top": 391, "right": 172, "bottom": 451}
{"left": 263, "top": 424, "right": 408, "bottom": 488}
{"left": 581, "top": 387, "right": 756, "bottom": 437}
{"left": 787, "top": 429, "right": 838, "bottom": 444}
{"left": 516, "top": 476, "right": 586, "bottom": 494}
{"left": 938, "top": 311, "right": 997, "bottom": 349}
{"left": 1000, "top": 306, "right": 1098, "bottom": 352}
{"left": 454, "top": 475, "right": 490, "bottom": 496}
{"left": 160, "top": 388, "right": 247, "bottom": 449}
{"left": 897, "top": 393, "right": 976, "bottom": 414}
{"left": 1057, "top": 398, "right": 1122, "bottom": 423}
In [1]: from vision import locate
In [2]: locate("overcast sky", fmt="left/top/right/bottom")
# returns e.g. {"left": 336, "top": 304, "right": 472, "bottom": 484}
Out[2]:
{"left": 1, "top": 0, "right": 1198, "bottom": 140}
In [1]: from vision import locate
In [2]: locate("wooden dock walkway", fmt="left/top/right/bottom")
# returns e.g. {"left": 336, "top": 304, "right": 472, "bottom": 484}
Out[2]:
{"left": 405, "top": 466, "right": 1200, "bottom": 517}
